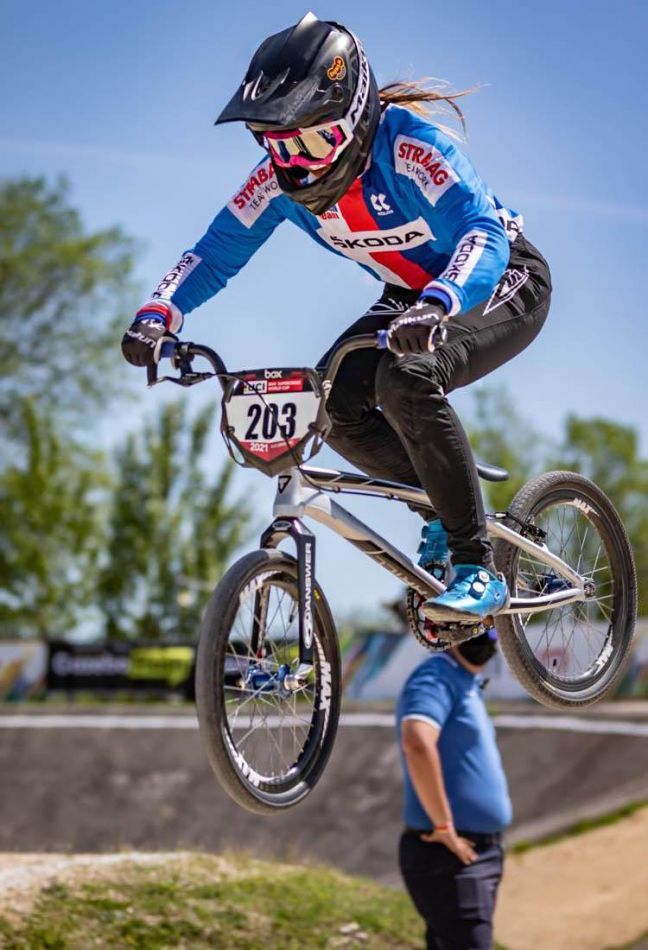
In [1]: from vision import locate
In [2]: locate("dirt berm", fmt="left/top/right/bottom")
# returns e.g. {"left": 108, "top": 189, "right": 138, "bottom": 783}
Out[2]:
{"left": 1, "top": 809, "right": 647, "bottom": 949}
{"left": 1, "top": 707, "right": 647, "bottom": 883}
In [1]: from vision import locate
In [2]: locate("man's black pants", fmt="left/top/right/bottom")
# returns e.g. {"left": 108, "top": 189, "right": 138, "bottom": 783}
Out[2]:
{"left": 399, "top": 831, "right": 504, "bottom": 949}
{"left": 320, "top": 235, "right": 552, "bottom": 566}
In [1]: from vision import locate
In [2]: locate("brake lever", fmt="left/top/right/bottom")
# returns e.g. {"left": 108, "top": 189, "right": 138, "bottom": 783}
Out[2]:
{"left": 151, "top": 371, "right": 216, "bottom": 388}
{"left": 147, "top": 340, "right": 193, "bottom": 388}
{"left": 147, "top": 361, "right": 159, "bottom": 387}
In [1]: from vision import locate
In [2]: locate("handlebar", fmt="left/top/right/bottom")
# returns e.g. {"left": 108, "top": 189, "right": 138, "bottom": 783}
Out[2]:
{"left": 148, "top": 330, "right": 390, "bottom": 390}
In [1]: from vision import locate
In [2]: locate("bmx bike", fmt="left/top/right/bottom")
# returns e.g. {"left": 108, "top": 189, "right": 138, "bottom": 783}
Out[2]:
{"left": 148, "top": 332, "right": 636, "bottom": 813}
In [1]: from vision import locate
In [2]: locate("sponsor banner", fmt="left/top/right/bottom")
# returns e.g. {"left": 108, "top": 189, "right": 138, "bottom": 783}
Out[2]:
{"left": 47, "top": 641, "right": 196, "bottom": 697}
{"left": 228, "top": 160, "right": 281, "bottom": 228}
{"left": 0, "top": 642, "right": 48, "bottom": 701}
{"left": 394, "top": 134, "right": 459, "bottom": 206}
{"left": 343, "top": 632, "right": 530, "bottom": 702}
{"left": 617, "top": 630, "right": 648, "bottom": 697}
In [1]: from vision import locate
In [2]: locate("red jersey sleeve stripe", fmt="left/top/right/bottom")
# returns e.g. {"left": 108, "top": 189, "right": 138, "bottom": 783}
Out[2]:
{"left": 338, "top": 180, "right": 432, "bottom": 290}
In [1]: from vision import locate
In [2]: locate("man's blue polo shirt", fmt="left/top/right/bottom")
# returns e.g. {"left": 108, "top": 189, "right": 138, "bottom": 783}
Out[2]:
{"left": 395, "top": 653, "right": 512, "bottom": 833}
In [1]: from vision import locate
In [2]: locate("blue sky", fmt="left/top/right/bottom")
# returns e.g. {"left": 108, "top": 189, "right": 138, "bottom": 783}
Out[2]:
{"left": 2, "top": 0, "right": 647, "bottom": 615}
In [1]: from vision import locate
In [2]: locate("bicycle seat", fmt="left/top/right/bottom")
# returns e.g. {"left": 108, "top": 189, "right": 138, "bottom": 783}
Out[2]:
{"left": 476, "top": 461, "right": 509, "bottom": 482}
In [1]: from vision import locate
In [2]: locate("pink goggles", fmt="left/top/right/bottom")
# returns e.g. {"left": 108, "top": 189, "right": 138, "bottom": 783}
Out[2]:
{"left": 260, "top": 119, "right": 353, "bottom": 169}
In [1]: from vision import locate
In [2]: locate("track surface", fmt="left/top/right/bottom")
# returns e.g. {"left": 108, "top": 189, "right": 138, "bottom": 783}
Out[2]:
{"left": 2, "top": 812, "right": 647, "bottom": 950}
{"left": 1, "top": 707, "right": 647, "bottom": 882}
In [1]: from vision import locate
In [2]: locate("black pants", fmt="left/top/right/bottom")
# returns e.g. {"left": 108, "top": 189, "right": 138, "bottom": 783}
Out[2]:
{"left": 321, "top": 235, "right": 552, "bottom": 566}
{"left": 399, "top": 831, "right": 504, "bottom": 949}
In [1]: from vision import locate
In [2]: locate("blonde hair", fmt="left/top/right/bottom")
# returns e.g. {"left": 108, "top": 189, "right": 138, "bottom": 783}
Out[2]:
{"left": 378, "top": 80, "right": 475, "bottom": 139}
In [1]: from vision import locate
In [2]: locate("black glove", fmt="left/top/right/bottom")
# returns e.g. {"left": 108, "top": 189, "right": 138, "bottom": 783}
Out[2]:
{"left": 121, "top": 315, "right": 177, "bottom": 367}
{"left": 387, "top": 300, "right": 448, "bottom": 356}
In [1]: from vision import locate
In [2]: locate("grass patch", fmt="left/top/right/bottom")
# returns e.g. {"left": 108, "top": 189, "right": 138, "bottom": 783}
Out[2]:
{"left": 0, "top": 854, "right": 424, "bottom": 949}
{"left": 605, "top": 931, "right": 648, "bottom": 949}
{"left": 510, "top": 799, "right": 648, "bottom": 855}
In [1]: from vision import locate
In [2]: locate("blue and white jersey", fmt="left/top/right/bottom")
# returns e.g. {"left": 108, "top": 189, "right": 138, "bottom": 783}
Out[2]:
{"left": 146, "top": 105, "right": 523, "bottom": 326}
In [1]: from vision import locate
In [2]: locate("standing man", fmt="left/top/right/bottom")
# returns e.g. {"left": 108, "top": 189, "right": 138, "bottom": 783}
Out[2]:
{"left": 396, "top": 631, "right": 511, "bottom": 949}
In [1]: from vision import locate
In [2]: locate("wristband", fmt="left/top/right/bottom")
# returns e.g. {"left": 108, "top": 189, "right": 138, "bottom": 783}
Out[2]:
{"left": 419, "top": 288, "right": 452, "bottom": 316}
{"left": 135, "top": 302, "right": 172, "bottom": 328}
{"left": 434, "top": 822, "right": 453, "bottom": 832}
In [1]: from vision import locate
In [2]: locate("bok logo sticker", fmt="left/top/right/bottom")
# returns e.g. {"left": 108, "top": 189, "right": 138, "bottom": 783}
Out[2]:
{"left": 327, "top": 56, "right": 347, "bottom": 81}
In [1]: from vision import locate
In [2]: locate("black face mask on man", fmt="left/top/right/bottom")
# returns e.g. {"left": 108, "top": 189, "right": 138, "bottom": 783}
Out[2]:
{"left": 456, "top": 629, "right": 498, "bottom": 667}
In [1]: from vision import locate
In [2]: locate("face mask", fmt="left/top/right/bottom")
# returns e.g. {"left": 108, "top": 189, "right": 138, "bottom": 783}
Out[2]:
{"left": 457, "top": 630, "right": 498, "bottom": 667}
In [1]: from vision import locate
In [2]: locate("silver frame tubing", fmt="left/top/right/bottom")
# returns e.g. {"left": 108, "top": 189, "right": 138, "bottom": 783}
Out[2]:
{"left": 271, "top": 467, "right": 587, "bottom": 616}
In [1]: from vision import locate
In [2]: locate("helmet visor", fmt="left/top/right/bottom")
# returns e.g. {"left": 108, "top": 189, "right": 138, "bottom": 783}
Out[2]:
{"left": 257, "top": 119, "right": 353, "bottom": 169}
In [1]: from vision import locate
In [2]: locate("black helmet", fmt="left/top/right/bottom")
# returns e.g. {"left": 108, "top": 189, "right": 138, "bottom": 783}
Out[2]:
{"left": 215, "top": 12, "right": 381, "bottom": 215}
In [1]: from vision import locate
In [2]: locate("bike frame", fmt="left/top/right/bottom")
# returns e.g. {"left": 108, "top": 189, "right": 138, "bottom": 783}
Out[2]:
{"left": 150, "top": 337, "right": 589, "bottom": 671}
{"left": 260, "top": 465, "right": 588, "bottom": 666}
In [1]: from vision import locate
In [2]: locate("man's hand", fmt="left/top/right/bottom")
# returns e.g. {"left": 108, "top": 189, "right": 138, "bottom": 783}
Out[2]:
{"left": 121, "top": 307, "right": 177, "bottom": 368}
{"left": 387, "top": 300, "right": 448, "bottom": 356}
{"left": 421, "top": 825, "right": 477, "bottom": 865}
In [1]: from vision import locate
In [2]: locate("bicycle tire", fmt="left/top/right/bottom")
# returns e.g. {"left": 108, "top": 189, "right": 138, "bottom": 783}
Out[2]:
{"left": 195, "top": 548, "right": 341, "bottom": 814}
{"left": 494, "top": 471, "right": 637, "bottom": 708}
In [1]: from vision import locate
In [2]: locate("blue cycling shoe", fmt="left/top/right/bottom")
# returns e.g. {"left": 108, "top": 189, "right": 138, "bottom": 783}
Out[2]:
{"left": 418, "top": 519, "right": 449, "bottom": 580}
{"left": 422, "top": 564, "right": 509, "bottom": 623}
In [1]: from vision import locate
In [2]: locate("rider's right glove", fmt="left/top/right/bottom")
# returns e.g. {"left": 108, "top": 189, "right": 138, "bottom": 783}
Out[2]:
{"left": 121, "top": 302, "right": 178, "bottom": 367}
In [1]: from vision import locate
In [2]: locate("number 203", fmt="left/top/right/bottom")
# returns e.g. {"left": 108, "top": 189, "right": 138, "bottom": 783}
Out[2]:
{"left": 245, "top": 402, "right": 297, "bottom": 440}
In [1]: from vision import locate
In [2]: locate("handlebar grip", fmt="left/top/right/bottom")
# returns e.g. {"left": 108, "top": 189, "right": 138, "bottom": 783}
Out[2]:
{"left": 158, "top": 341, "right": 177, "bottom": 360}
{"left": 376, "top": 329, "right": 389, "bottom": 350}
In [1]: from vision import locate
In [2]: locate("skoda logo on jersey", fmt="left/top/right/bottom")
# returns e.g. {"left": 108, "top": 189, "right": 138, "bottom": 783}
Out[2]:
{"left": 370, "top": 193, "right": 392, "bottom": 216}
{"left": 317, "top": 217, "right": 435, "bottom": 267}
{"left": 330, "top": 230, "right": 423, "bottom": 250}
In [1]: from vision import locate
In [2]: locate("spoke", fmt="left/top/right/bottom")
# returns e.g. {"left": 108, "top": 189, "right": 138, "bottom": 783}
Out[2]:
{"left": 219, "top": 575, "right": 323, "bottom": 782}
{"left": 513, "top": 498, "right": 619, "bottom": 684}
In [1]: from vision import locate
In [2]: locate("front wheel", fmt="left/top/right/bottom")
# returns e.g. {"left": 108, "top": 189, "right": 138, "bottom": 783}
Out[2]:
{"left": 195, "top": 548, "right": 341, "bottom": 814}
{"left": 494, "top": 471, "right": 637, "bottom": 708}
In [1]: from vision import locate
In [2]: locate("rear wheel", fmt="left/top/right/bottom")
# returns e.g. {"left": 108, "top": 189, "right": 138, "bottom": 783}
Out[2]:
{"left": 195, "top": 548, "right": 340, "bottom": 813}
{"left": 494, "top": 471, "right": 636, "bottom": 708}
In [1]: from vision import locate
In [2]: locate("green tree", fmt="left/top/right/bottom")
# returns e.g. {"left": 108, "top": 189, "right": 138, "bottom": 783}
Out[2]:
{"left": 98, "top": 399, "right": 252, "bottom": 640}
{"left": 0, "top": 176, "right": 137, "bottom": 445}
{"left": 0, "top": 400, "right": 106, "bottom": 639}
{"left": 552, "top": 416, "right": 648, "bottom": 614}
{"left": 466, "top": 388, "right": 648, "bottom": 614}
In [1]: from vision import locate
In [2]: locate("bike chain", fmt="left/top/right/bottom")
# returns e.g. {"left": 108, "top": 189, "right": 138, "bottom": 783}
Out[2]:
{"left": 405, "top": 589, "right": 483, "bottom": 651}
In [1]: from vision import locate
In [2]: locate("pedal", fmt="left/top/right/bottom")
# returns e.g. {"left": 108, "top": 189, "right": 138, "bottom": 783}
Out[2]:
{"left": 434, "top": 621, "right": 486, "bottom": 646}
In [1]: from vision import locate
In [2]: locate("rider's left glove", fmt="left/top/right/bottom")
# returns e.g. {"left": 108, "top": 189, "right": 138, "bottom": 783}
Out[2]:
{"left": 387, "top": 299, "right": 448, "bottom": 356}
{"left": 121, "top": 303, "right": 178, "bottom": 367}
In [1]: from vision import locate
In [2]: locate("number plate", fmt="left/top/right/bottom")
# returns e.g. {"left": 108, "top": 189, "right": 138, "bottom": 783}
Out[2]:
{"left": 225, "top": 369, "right": 322, "bottom": 463}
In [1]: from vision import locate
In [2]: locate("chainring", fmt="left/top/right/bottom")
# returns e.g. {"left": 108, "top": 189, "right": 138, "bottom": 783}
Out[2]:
{"left": 406, "top": 588, "right": 487, "bottom": 651}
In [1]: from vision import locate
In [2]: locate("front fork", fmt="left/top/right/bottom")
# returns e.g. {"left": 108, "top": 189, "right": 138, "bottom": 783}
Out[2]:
{"left": 259, "top": 518, "right": 315, "bottom": 682}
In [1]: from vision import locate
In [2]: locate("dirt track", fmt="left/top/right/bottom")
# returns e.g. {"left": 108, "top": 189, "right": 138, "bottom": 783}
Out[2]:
{"left": 496, "top": 807, "right": 648, "bottom": 949}
{"left": 1, "top": 809, "right": 647, "bottom": 950}
{"left": 1, "top": 710, "right": 647, "bottom": 884}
